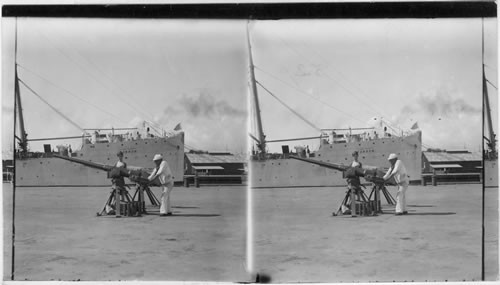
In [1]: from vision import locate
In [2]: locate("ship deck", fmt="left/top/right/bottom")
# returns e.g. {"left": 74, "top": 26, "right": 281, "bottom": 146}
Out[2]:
{"left": 3, "top": 183, "right": 498, "bottom": 282}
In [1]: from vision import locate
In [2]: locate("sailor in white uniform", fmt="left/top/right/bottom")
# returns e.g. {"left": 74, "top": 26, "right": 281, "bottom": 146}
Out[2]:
{"left": 383, "top": 153, "right": 409, "bottom": 215}
{"left": 148, "top": 154, "right": 174, "bottom": 216}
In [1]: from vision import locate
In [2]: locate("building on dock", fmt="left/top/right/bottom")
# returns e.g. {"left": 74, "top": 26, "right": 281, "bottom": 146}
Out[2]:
{"left": 422, "top": 150, "right": 482, "bottom": 184}
{"left": 184, "top": 152, "right": 247, "bottom": 185}
{"left": 2, "top": 159, "right": 14, "bottom": 183}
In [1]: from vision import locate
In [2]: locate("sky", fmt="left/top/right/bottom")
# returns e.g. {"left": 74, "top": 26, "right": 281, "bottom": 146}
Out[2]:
{"left": 2, "top": 18, "right": 249, "bottom": 156}
{"left": 247, "top": 18, "right": 497, "bottom": 153}
{"left": 2, "top": 17, "right": 498, "bottom": 157}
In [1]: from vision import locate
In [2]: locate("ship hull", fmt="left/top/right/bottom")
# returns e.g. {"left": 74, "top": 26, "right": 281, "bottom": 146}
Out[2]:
{"left": 484, "top": 159, "right": 498, "bottom": 188}
{"left": 15, "top": 133, "right": 184, "bottom": 187}
{"left": 251, "top": 132, "right": 422, "bottom": 188}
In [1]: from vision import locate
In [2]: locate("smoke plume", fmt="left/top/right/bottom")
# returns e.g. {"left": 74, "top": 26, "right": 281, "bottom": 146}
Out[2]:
{"left": 163, "top": 89, "right": 246, "bottom": 119}
{"left": 395, "top": 88, "right": 480, "bottom": 124}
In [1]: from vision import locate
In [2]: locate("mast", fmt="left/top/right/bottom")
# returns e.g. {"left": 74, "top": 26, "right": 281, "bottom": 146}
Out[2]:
{"left": 482, "top": 19, "right": 496, "bottom": 158}
{"left": 14, "top": 18, "right": 28, "bottom": 154}
{"left": 246, "top": 22, "right": 266, "bottom": 153}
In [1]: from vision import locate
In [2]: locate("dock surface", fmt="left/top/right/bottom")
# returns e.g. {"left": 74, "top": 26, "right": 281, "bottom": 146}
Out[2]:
{"left": 253, "top": 184, "right": 498, "bottom": 282}
{"left": 3, "top": 183, "right": 497, "bottom": 282}
{"left": 3, "top": 184, "right": 248, "bottom": 281}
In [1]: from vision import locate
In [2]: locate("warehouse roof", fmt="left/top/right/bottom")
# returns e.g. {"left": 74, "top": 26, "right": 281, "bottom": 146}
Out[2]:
{"left": 423, "top": 151, "right": 481, "bottom": 162}
{"left": 186, "top": 153, "right": 247, "bottom": 164}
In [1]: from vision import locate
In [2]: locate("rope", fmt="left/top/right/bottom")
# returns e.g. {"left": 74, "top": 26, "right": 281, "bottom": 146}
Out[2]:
{"left": 486, "top": 79, "right": 498, "bottom": 90}
{"left": 255, "top": 66, "right": 365, "bottom": 124}
{"left": 18, "top": 78, "right": 85, "bottom": 133}
{"left": 34, "top": 28, "right": 156, "bottom": 123}
{"left": 17, "top": 64, "right": 127, "bottom": 124}
{"left": 272, "top": 30, "right": 391, "bottom": 120}
{"left": 256, "top": 81, "right": 321, "bottom": 132}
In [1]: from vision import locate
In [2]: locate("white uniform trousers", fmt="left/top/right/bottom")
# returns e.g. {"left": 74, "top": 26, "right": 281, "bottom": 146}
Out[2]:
{"left": 395, "top": 181, "right": 408, "bottom": 213}
{"left": 160, "top": 181, "right": 174, "bottom": 214}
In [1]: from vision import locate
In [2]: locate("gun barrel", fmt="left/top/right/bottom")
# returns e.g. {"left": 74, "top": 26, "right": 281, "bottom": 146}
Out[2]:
{"left": 53, "top": 154, "right": 112, "bottom": 172}
{"left": 289, "top": 156, "right": 349, "bottom": 172}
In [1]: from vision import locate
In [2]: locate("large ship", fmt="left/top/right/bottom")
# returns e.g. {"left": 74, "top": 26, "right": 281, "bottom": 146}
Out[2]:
{"left": 14, "top": 127, "right": 185, "bottom": 187}
{"left": 12, "top": 33, "right": 184, "bottom": 188}
{"left": 246, "top": 26, "right": 422, "bottom": 188}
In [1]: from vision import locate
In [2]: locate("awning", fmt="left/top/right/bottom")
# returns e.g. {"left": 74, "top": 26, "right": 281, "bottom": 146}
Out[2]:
{"left": 430, "top": 164, "right": 462, "bottom": 169}
{"left": 192, "top": 166, "right": 224, "bottom": 170}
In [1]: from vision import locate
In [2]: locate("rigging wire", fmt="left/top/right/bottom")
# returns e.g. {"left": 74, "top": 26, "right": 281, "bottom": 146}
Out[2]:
{"left": 294, "top": 37, "right": 394, "bottom": 120}
{"left": 267, "top": 26, "right": 418, "bottom": 136}
{"left": 62, "top": 38, "right": 159, "bottom": 125}
{"left": 17, "top": 63, "right": 128, "bottom": 125}
{"left": 254, "top": 65, "right": 365, "bottom": 125}
{"left": 486, "top": 79, "right": 498, "bottom": 91}
{"left": 18, "top": 78, "right": 85, "bottom": 133}
{"left": 271, "top": 31, "right": 392, "bottom": 120}
{"left": 34, "top": 28, "right": 157, "bottom": 124}
{"left": 256, "top": 80, "right": 321, "bottom": 132}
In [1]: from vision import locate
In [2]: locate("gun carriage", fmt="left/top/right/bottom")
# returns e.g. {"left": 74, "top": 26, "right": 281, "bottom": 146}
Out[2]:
{"left": 289, "top": 156, "right": 396, "bottom": 217}
{"left": 54, "top": 154, "right": 160, "bottom": 217}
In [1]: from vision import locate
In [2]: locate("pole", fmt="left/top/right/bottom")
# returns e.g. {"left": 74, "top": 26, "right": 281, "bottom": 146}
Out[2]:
{"left": 246, "top": 22, "right": 266, "bottom": 153}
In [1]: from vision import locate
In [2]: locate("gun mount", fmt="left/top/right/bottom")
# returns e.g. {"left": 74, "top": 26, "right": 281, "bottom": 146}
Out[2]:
{"left": 289, "top": 155, "right": 396, "bottom": 217}
{"left": 289, "top": 155, "right": 395, "bottom": 186}
{"left": 53, "top": 154, "right": 161, "bottom": 217}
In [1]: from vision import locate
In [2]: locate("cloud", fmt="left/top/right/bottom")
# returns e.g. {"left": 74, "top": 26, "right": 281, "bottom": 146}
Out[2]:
{"left": 163, "top": 89, "right": 246, "bottom": 120}
{"left": 138, "top": 89, "right": 247, "bottom": 152}
{"left": 391, "top": 86, "right": 481, "bottom": 150}
{"left": 396, "top": 88, "right": 480, "bottom": 122}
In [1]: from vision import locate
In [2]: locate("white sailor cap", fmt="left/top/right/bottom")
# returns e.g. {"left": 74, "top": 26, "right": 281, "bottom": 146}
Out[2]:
{"left": 153, "top": 154, "right": 163, "bottom": 161}
{"left": 388, "top": 153, "right": 398, "bottom": 160}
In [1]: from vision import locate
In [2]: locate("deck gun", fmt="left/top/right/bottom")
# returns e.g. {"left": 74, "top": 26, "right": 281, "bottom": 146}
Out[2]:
{"left": 53, "top": 154, "right": 160, "bottom": 186}
{"left": 289, "top": 155, "right": 395, "bottom": 186}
